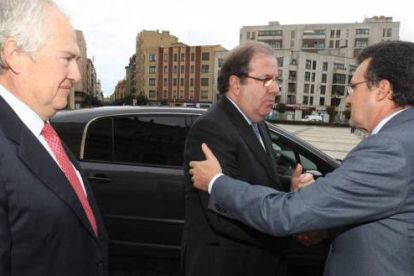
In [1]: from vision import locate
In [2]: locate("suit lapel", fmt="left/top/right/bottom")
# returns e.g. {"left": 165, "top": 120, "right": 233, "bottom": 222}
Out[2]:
{"left": 220, "top": 97, "right": 281, "bottom": 186}
{"left": 0, "top": 96, "right": 99, "bottom": 240}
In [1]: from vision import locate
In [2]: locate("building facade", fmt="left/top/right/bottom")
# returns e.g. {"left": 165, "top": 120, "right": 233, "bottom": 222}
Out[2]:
{"left": 135, "top": 30, "right": 227, "bottom": 107}
{"left": 240, "top": 16, "right": 400, "bottom": 121}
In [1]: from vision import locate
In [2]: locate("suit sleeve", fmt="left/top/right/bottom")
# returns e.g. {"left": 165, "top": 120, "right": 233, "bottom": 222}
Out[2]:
{"left": 209, "top": 132, "right": 409, "bottom": 236}
{"left": 185, "top": 117, "right": 283, "bottom": 248}
{"left": 0, "top": 171, "right": 11, "bottom": 276}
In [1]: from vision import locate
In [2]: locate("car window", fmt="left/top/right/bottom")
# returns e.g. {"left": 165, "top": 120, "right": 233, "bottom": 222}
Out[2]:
{"left": 83, "top": 117, "right": 113, "bottom": 162}
{"left": 83, "top": 115, "right": 189, "bottom": 167}
{"left": 269, "top": 130, "right": 318, "bottom": 176}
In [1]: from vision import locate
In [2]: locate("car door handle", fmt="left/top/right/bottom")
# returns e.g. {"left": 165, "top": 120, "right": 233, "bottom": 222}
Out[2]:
{"left": 87, "top": 175, "right": 113, "bottom": 183}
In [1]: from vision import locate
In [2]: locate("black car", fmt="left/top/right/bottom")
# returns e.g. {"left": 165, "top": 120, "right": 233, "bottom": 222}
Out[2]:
{"left": 51, "top": 106, "right": 339, "bottom": 275}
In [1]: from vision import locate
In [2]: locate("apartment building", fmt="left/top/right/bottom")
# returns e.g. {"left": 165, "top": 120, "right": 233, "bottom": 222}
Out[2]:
{"left": 240, "top": 16, "right": 400, "bottom": 121}
{"left": 135, "top": 30, "right": 227, "bottom": 107}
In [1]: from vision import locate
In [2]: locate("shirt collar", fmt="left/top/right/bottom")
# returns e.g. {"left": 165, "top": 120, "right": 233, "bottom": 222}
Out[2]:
{"left": 225, "top": 95, "right": 254, "bottom": 125}
{"left": 371, "top": 108, "right": 409, "bottom": 135}
{"left": 0, "top": 84, "right": 45, "bottom": 138}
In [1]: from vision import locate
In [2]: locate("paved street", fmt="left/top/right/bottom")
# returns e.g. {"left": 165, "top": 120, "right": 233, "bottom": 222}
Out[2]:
{"left": 109, "top": 124, "right": 365, "bottom": 275}
{"left": 277, "top": 124, "right": 365, "bottom": 160}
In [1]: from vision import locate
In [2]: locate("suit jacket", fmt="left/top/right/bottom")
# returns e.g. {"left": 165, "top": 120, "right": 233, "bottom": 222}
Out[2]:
{"left": 181, "top": 96, "right": 290, "bottom": 276}
{"left": 0, "top": 96, "right": 108, "bottom": 276}
{"left": 210, "top": 107, "right": 414, "bottom": 276}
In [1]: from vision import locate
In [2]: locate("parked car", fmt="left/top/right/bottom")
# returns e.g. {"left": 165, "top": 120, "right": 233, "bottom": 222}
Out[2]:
{"left": 301, "top": 115, "right": 323, "bottom": 122}
{"left": 51, "top": 106, "right": 340, "bottom": 275}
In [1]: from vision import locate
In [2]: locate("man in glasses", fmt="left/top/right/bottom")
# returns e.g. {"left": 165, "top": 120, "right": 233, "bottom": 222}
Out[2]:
{"left": 182, "top": 41, "right": 309, "bottom": 276}
{"left": 189, "top": 40, "right": 414, "bottom": 276}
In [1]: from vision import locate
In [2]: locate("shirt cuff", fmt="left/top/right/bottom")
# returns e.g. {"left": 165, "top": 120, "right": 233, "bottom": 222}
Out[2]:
{"left": 208, "top": 173, "right": 224, "bottom": 194}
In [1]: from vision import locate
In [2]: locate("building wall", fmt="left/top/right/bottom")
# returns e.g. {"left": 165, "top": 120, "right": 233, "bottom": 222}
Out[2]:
{"left": 240, "top": 16, "right": 400, "bottom": 121}
{"left": 74, "top": 30, "right": 88, "bottom": 109}
{"left": 135, "top": 30, "right": 227, "bottom": 107}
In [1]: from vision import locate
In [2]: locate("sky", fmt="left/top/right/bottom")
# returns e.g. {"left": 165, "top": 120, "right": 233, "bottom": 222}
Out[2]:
{"left": 53, "top": 0, "right": 413, "bottom": 96}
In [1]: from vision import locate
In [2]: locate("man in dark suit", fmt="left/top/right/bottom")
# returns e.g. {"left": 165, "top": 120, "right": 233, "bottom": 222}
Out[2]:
{"left": 0, "top": 1, "right": 107, "bottom": 275}
{"left": 190, "top": 41, "right": 414, "bottom": 276}
{"left": 181, "top": 41, "right": 308, "bottom": 276}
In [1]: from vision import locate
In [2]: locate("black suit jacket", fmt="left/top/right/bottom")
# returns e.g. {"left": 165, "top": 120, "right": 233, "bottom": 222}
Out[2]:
{"left": 181, "top": 96, "right": 290, "bottom": 276}
{"left": 0, "top": 96, "right": 108, "bottom": 276}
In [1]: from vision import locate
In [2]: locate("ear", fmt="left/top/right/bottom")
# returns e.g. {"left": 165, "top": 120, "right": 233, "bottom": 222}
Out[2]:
{"left": 228, "top": 75, "right": 241, "bottom": 95}
{"left": 2, "top": 38, "right": 24, "bottom": 74}
{"left": 375, "top": 80, "right": 392, "bottom": 101}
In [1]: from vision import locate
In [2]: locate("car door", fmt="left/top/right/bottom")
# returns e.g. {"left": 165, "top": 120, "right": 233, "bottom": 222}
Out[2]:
{"left": 80, "top": 113, "right": 196, "bottom": 258}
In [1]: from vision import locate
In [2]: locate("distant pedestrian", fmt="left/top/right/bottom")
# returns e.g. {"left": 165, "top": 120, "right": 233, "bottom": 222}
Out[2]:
{"left": 350, "top": 126, "right": 355, "bottom": 133}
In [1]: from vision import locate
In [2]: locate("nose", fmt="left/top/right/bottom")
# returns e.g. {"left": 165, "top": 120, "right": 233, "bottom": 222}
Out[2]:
{"left": 345, "top": 94, "right": 352, "bottom": 106}
{"left": 267, "top": 79, "right": 279, "bottom": 95}
{"left": 68, "top": 60, "right": 81, "bottom": 83}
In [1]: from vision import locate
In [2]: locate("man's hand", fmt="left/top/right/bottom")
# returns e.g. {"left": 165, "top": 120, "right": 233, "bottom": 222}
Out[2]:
{"left": 189, "top": 143, "right": 222, "bottom": 192}
{"left": 290, "top": 164, "right": 315, "bottom": 192}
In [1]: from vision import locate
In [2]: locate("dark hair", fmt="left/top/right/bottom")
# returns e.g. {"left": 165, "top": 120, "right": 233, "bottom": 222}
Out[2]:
{"left": 357, "top": 41, "right": 414, "bottom": 106}
{"left": 217, "top": 41, "right": 275, "bottom": 94}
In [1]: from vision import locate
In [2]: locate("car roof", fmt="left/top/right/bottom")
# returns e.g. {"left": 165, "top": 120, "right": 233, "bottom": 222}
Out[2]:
{"left": 52, "top": 106, "right": 207, "bottom": 123}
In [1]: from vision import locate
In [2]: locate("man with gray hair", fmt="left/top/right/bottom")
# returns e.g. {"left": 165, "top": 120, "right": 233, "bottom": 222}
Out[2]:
{"left": 0, "top": 1, "right": 107, "bottom": 275}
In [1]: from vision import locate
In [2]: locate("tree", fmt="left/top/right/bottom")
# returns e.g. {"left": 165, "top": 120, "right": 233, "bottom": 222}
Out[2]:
{"left": 274, "top": 103, "right": 286, "bottom": 120}
{"left": 136, "top": 94, "right": 148, "bottom": 106}
{"left": 83, "top": 95, "right": 103, "bottom": 108}
{"left": 326, "top": 106, "right": 336, "bottom": 125}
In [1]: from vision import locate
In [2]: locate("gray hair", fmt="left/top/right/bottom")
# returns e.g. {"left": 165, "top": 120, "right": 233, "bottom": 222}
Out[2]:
{"left": 0, "top": 0, "right": 59, "bottom": 72}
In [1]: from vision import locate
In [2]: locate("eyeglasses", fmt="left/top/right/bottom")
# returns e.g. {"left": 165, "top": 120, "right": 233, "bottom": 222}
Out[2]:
{"left": 245, "top": 75, "right": 283, "bottom": 88}
{"left": 347, "top": 80, "right": 369, "bottom": 96}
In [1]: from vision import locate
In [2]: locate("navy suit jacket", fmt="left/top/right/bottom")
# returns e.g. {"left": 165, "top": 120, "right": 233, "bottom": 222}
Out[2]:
{"left": 182, "top": 96, "right": 290, "bottom": 276}
{"left": 210, "top": 107, "right": 414, "bottom": 275}
{"left": 0, "top": 96, "right": 108, "bottom": 276}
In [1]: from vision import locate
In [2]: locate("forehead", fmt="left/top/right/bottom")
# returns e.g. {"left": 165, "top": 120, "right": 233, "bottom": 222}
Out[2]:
{"left": 248, "top": 53, "right": 278, "bottom": 72}
{"left": 352, "top": 59, "right": 370, "bottom": 81}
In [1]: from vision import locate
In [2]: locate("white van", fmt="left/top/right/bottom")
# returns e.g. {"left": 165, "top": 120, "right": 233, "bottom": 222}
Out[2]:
{"left": 301, "top": 115, "right": 323, "bottom": 122}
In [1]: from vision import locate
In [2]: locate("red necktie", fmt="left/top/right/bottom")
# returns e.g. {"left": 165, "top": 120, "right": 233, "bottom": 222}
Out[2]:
{"left": 42, "top": 122, "right": 98, "bottom": 236}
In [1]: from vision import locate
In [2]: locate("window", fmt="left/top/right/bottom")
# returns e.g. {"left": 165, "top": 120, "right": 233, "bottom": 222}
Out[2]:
{"left": 312, "top": 61, "right": 317, "bottom": 70}
{"left": 355, "top": 38, "right": 368, "bottom": 48}
{"left": 273, "top": 57, "right": 282, "bottom": 68}
{"left": 173, "top": 78, "right": 177, "bottom": 86}
{"left": 304, "top": 72, "right": 310, "bottom": 82}
{"left": 112, "top": 116, "right": 188, "bottom": 166}
{"left": 333, "top": 73, "right": 346, "bottom": 84}
{"left": 330, "top": 30, "right": 335, "bottom": 38}
{"left": 321, "top": 74, "right": 327, "bottom": 83}
{"left": 323, "top": 62, "right": 328, "bottom": 71}
{"left": 287, "top": 95, "right": 296, "bottom": 104}
{"left": 335, "top": 40, "right": 340, "bottom": 49}
{"left": 334, "top": 63, "right": 345, "bottom": 70}
{"left": 149, "top": 66, "right": 156, "bottom": 74}
{"left": 319, "top": 97, "right": 325, "bottom": 106}
{"left": 329, "top": 40, "right": 334, "bottom": 48}
{"left": 164, "top": 54, "right": 168, "bottom": 62}
{"left": 356, "top": 29, "right": 369, "bottom": 35}
{"left": 336, "top": 30, "right": 341, "bottom": 38}
{"left": 289, "top": 71, "right": 296, "bottom": 81}
{"left": 181, "top": 53, "right": 185, "bottom": 62}
{"left": 174, "top": 54, "right": 178, "bottom": 62}
{"left": 164, "top": 66, "right": 168, "bottom": 74}
{"left": 190, "top": 65, "right": 195, "bottom": 74}
{"left": 320, "top": 85, "right": 326, "bottom": 95}
{"left": 309, "top": 96, "right": 314, "bottom": 105}
{"left": 305, "top": 60, "right": 311, "bottom": 69}
{"left": 163, "top": 78, "right": 167, "bottom": 86}
{"left": 180, "top": 66, "right": 184, "bottom": 74}
{"left": 201, "top": 78, "right": 209, "bottom": 86}
{"left": 149, "top": 90, "right": 156, "bottom": 97}
{"left": 149, "top": 54, "right": 156, "bottom": 62}
{"left": 200, "top": 90, "right": 209, "bottom": 99}
{"left": 304, "top": 84, "right": 309, "bottom": 93}
{"left": 264, "top": 40, "right": 282, "bottom": 49}
{"left": 218, "top": 58, "right": 224, "bottom": 67}
{"left": 310, "top": 84, "right": 315, "bottom": 94}
{"left": 303, "top": 96, "right": 308, "bottom": 105}
{"left": 173, "top": 66, "right": 177, "bottom": 74}
{"left": 180, "top": 78, "right": 184, "bottom": 86}
{"left": 387, "top": 28, "right": 392, "bottom": 37}
{"left": 149, "top": 78, "right": 156, "bottom": 86}
{"left": 291, "top": 30, "right": 295, "bottom": 39}
{"left": 202, "top": 52, "right": 210, "bottom": 61}
{"left": 191, "top": 53, "right": 195, "bottom": 62}
{"left": 311, "top": 72, "right": 315, "bottom": 82}
{"left": 258, "top": 30, "right": 283, "bottom": 36}
{"left": 163, "top": 90, "right": 168, "bottom": 98}
{"left": 83, "top": 118, "right": 112, "bottom": 161}
{"left": 190, "top": 78, "right": 194, "bottom": 87}
{"left": 201, "top": 65, "right": 209, "bottom": 73}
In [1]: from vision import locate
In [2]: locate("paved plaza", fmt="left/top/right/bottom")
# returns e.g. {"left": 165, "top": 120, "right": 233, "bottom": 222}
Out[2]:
{"left": 276, "top": 124, "right": 366, "bottom": 160}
